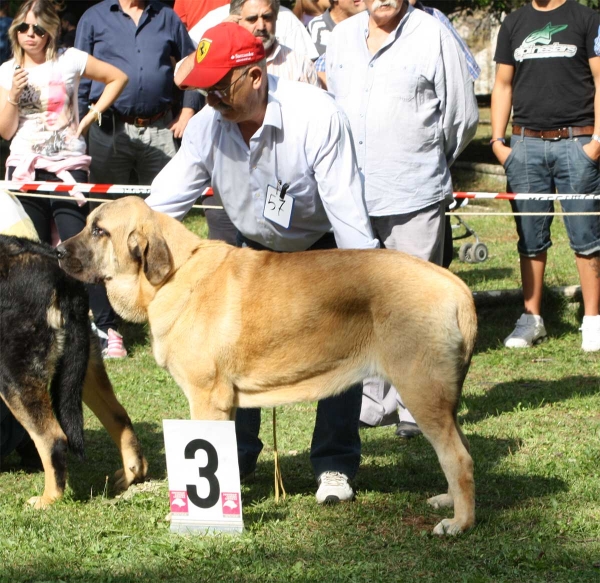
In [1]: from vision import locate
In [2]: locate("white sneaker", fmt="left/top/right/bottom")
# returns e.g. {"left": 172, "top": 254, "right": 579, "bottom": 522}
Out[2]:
{"left": 580, "top": 315, "right": 600, "bottom": 352}
{"left": 315, "top": 472, "right": 354, "bottom": 504}
{"left": 504, "top": 314, "right": 548, "bottom": 348}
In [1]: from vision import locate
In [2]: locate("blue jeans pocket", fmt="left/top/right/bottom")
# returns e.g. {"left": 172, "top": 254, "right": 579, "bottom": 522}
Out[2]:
{"left": 570, "top": 141, "right": 600, "bottom": 194}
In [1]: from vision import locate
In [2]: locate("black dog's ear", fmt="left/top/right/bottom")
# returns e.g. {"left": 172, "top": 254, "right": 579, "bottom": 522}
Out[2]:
{"left": 127, "top": 229, "right": 173, "bottom": 286}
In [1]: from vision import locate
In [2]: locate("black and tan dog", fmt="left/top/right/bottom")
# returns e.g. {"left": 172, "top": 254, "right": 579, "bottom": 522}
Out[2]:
{"left": 0, "top": 235, "right": 147, "bottom": 508}
{"left": 58, "top": 196, "right": 477, "bottom": 535}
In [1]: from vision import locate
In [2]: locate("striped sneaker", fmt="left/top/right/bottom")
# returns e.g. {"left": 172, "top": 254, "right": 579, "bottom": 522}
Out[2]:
{"left": 95, "top": 327, "right": 128, "bottom": 359}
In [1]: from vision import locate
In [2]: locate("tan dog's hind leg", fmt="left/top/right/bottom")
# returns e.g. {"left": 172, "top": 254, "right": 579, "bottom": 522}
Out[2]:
{"left": 82, "top": 344, "right": 147, "bottom": 491}
{"left": 1, "top": 389, "right": 68, "bottom": 509}
{"left": 399, "top": 379, "right": 475, "bottom": 536}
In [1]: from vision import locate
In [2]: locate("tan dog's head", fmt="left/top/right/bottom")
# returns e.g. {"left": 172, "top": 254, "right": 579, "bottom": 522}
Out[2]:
{"left": 57, "top": 197, "right": 173, "bottom": 322}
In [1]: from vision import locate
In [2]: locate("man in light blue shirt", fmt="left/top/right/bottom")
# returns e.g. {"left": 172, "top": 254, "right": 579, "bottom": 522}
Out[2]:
{"left": 326, "top": 0, "right": 478, "bottom": 436}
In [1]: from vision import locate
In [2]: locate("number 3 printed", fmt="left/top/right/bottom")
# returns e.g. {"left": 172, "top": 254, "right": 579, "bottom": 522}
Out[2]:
{"left": 185, "top": 438, "right": 220, "bottom": 508}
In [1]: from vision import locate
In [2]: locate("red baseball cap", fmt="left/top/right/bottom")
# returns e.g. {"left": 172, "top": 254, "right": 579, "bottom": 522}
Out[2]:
{"left": 181, "top": 22, "right": 266, "bottom": 89}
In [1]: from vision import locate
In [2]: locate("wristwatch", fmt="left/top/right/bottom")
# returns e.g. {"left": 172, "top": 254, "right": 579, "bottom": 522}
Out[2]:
{"left": 489, "top": 137, "right": 506, "bottom": 146}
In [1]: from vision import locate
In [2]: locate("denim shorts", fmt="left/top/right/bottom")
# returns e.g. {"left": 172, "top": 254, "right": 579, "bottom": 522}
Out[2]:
{"left": 504, "top": 134, "right": 600, "bottom": 256}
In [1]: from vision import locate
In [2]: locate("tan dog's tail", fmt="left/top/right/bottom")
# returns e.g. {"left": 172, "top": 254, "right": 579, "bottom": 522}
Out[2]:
{"left": 456, "top": 291, "right": 478, "bottom": 380}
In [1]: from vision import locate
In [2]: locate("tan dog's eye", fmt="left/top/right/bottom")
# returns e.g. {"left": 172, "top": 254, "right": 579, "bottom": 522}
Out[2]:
{"left": 92, "top": 226, "right": 105, "bottom": 237}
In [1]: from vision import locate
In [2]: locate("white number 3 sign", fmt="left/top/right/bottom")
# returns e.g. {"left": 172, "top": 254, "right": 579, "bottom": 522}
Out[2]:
{"left": 163, "top": 420, "right": 244, "bottom": 534}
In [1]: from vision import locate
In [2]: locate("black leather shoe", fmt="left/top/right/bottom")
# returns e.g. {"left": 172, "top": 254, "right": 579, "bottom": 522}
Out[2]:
{"left": 395, "top": 421, "right": 422, "bottom": 439}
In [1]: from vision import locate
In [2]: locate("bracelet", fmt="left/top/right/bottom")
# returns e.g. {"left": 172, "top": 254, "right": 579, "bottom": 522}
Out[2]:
{"left": 6, "top": 96, "right": 18, "bottom": 106}
{"left": 89, "top": 105, "right": 102, "bottom": 127}
{"left": 489, "top": 137, "right": 506, "bottom": 146}
{"left": 592, "top": 134, "right": 600, "bottom": 145}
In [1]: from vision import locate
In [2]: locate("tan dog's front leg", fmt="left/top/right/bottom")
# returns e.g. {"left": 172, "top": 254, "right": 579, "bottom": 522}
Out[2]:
{"left": 83, "top": 344, "right": 148, "bottom": 491}
{"left": 187, "top": 381, "right": 235, "bottom": 421}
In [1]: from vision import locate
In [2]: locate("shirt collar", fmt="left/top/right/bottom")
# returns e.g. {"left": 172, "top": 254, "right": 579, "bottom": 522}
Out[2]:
{"left": 263, "top": 74, "right": 283, "bottom": 131}
{"left": 363, "top": 4, "right": 413, "bottom": 43}
{"left": 108, "top": 0, "right": 155, "bottom": 15}
{"left": 266, "top": 39, "right": 281, "bottom": 64}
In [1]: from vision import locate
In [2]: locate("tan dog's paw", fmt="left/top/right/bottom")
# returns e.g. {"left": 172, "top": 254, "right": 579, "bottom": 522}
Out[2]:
{"left": 427, "top": 493, "right": 454, "bottom": 509}
{"left": 113, "top": 457, "right": 148, "bottom": 492}
{"left": 27, "top": 495, "right": 55, "bottom": 509}
{"left": 433, "top": 518, "right": 466, "bottom": 536}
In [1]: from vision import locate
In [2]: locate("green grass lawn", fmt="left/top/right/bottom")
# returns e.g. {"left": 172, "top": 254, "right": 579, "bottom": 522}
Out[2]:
{"left": 1, "top": 127, "right": 599, "bottom": 582}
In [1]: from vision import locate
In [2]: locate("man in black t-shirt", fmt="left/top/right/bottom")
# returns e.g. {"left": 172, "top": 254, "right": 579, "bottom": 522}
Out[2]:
{"left": 491, "top": 0, "right": 600, "bottom": 352}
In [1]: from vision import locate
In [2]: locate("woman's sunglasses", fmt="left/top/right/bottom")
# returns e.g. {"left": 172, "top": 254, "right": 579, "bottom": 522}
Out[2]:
{"left": 16, "top": 22, "right": 47, "bottom": 38}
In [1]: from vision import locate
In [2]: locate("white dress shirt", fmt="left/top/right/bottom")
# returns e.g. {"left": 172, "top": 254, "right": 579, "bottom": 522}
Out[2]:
{"left": 148, "top": 75, "right": 378, "bottom": 252}
{"left": 267, "top": 41, "right": 320, "bottom": 86}
{"left": 326, "top": 7, "right": 478, "bottom": 216}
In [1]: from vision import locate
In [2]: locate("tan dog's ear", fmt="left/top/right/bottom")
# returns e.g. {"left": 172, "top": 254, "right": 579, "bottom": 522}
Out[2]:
{"left": 127, "top": 229, "right": 173, "bottom": 286}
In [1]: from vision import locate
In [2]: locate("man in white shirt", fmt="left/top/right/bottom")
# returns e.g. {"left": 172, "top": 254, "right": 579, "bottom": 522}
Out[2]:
{"left": 229, "top": 0, "right": 319, "bottom": 86}
{"left": 326, "top": 0, "right": 478, "bottom": 438}
{"left": 148, "top": 23, "right": 379, "bottom": 503}
{"left": 175, "top": 0, "right": 320, "bottom": 245}
{"left": 189, "top": 2, "right": 319, "bottom": 60}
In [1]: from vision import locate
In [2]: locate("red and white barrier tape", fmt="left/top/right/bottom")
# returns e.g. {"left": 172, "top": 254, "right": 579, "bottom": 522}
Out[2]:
{"left": 0, "top": 181, "right": 219, "bottom": 208}
{"left": 2, "top": 182, "right": 600, "bottom": 215}
{"left": 453, "top": 191, "right": 600, "bottom": 201}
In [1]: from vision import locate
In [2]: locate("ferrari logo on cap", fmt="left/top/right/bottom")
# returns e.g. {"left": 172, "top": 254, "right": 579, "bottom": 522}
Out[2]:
{"left": 196, "top": 39, "right": 212, "bottom": 63}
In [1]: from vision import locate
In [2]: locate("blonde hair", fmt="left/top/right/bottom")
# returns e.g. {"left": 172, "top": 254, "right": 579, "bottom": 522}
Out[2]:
{"left": 9, "top": 0, "right": 65, "bottom": 66}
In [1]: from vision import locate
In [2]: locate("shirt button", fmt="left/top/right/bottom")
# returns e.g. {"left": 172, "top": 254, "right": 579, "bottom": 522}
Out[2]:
{"left": 359, "top": 141, "right": 363, "bottom": 145}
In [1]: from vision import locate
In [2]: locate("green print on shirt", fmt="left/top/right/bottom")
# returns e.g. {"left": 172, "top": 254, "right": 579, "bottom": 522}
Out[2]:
{"left": 514, "top": 22, "right": 576, "bottom": 62}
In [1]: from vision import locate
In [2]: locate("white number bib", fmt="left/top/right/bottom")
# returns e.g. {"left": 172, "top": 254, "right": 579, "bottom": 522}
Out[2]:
{"left": 263, "top": 184, "right": 294, "bottom": 229}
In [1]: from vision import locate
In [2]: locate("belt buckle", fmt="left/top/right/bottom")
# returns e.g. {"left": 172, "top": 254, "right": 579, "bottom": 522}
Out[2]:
{"left": 134, "top": 117, "right": 149, "bottom": 128}
{"left": 540, "top": 130, "right": 560, "bottom": 141}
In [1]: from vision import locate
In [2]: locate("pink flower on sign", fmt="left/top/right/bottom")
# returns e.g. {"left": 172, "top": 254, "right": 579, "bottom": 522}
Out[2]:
{"left": 170, "top": 490, "right": 189, "bottom": 514}
{"left": 221, "top": 492, "right": 241, "bottom": 515}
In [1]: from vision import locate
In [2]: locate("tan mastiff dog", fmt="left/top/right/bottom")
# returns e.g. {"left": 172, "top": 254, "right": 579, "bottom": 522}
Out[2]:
{"left": 57, "top": 196, "right": 477, "bottom": 536}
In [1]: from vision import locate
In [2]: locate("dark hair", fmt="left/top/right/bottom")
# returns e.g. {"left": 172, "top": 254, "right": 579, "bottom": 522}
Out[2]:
{"left": 8, "top": 0, "right": 65, "bottom": 65}
{"left": 230, "top": 0, "right": 281, "bottom": 17}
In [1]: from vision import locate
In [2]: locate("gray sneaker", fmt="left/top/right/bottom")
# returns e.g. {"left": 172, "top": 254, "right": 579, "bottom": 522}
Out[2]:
{"left": 316, "top": 471, "right": 354, "bottom": 504}
{"left": 504, "top": 314, "right": 547, "bottom": 348}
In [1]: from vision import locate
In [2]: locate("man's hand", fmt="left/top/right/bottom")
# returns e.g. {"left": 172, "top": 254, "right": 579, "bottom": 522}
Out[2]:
{"left": 168, "top": 107, "right": 195, "bottom": 139}
{"left": 491, "top": 141, "right": 512, "bottom": 166}
{"left": 582, "top": 139, "right": 600, "bottom": 162}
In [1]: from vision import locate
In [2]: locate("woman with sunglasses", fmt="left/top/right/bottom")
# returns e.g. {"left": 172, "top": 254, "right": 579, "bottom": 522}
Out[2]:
{"left": 0, "top": 0, "right": 130, "bottom": 359}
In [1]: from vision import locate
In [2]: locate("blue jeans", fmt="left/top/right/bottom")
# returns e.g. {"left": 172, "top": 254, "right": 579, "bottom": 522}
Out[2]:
{"left": 235, "top": 232, "right": 362, "bottom": 480}
{"left": 504, "top": 134, "right": 600, "bottom": 257}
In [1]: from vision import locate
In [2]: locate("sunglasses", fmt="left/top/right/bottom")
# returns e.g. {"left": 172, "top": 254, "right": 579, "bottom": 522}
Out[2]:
{"left": 16, "top": 22, "right": 47, "bottom": 37}
{"left": 199, "top": 68, "right": 250, "bottom": 99}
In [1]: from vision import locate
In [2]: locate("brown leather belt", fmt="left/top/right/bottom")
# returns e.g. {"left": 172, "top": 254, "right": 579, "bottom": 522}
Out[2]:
{"left": 117, "top": 108, "right": 170, "bottom": 128}
{"left": 512, "top": 124, "right": 595, "bottom": 140}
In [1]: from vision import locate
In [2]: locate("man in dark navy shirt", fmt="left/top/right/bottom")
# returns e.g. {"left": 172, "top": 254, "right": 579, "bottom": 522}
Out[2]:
{"left": 76, "top": 0, "right": 201, "bottom": 187}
